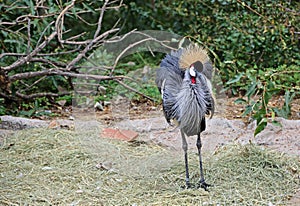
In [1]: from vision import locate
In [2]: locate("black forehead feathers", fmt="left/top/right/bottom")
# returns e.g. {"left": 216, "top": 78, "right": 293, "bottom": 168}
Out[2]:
{"left": 193, "top": 61, "right": 203, "bottom": 72}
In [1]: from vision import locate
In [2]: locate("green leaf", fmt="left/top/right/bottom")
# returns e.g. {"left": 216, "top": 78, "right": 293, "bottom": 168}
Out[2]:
{"left": 245, "top": 82, "right": 257, "bottom": 100}
{"left": 271, "top": 120, "right": 282, "bottom": 127}
{"left": 234, "top": 98, "right": 247, "bottom": 104}
{"left": 226, "top": 73, "right": 244, "bottom": 85}
{"left": 242, "top": 105, "right": 253, "bottom": 117}
{"left": 254, "top": 118, "right": 268, "bottom": 137}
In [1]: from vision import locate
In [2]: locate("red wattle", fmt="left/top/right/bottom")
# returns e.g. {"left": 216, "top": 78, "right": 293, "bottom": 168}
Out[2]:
{"left": 191, "top": 76, "right": 196, "bottom": 84}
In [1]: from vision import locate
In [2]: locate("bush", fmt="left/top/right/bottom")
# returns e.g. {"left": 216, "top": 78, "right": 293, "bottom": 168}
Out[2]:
{"left": 122, "top": 0, "right": 300, "bottom": 84}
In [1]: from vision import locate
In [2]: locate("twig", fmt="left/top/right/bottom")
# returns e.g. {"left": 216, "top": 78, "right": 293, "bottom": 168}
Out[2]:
{"left": 105, "top": 29, "right": 137, "bottom": 43}
{"left": 0, "top": 47, "right": 81, "bottom": 59}
{"left": 94, "top": 0, "right": 109, "bottom": 39}
{"left": 109, "top": 37, "right": 153, "bottom": 76}
{"left": 19, "top": 76, "right": 47, "bottom": 93}
{"left": 55, "top": 0, "right": 76, "bottom": 44}
{"left": 35, "top": 21, "right": 55, "bottom": 49}
{"left": 27, "top": 17, "right": 31, "bottom": 54}
{"left": 15, "top": 91, "right": 72, "bottom": 99}
{"left": 236, "top": 0, "right": 270, "bottom": 22}
{"left": 66, "top": 28, "right": 119, "bottom": 71}
{"left": 30, "top": 58, "right": 67, "bottom": 67}
{"left": 109, "top": 33, "right": 175, "bottom": 76}
{"left": 36, "top": 47, "right": 82, "bottom": 56}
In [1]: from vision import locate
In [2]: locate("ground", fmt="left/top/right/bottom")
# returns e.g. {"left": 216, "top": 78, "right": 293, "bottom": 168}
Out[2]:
{"left": 0, "top": 96, "right": 299, "bottom": 205}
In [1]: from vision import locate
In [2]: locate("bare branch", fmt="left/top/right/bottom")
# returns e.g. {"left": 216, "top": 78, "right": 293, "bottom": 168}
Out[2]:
{"left": 27, "top": 17, "right": 31, "bottom": 54}
{"left": 15, "top": 91, "right": 73, "bottom": 100}
{"left": 8, "top": 69, "right": 126, "bottom": 82}
{"left": 66, "top": 28, "right": 119, "bottom": 71}
{"left": 2, "top": 31, "right": 58, "bottom": 71}
{"left": 36, "top": 21, "right": 55, "bottom": 49}
{"left": 94, "top": 0, "right": 109, "bottom": 39}
{"left": 1, "top": 0, "right": 158, "bottom": 104}
{"left": 110, "top": 37, "right": 154, "bottom": 76}
{"left": 55, "top": 0, "right": 76, "bottom": 44}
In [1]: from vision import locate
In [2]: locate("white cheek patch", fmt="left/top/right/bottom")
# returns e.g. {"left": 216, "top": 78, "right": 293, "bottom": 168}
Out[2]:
{"left": 189, "top": 66, "right": 196, "bottom": 77}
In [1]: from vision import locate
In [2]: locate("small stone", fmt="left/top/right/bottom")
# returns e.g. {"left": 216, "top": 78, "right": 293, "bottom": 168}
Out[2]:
{"left": 94, "top": 102, "right": 104, "bottom": 111}
{"left": 76, "top": 190, "right": 83, "bottom": 194}
{"left": 44, "top": 110, "right": 52, "bottom": 114}
{"left": 103, "top": 101, "right": 111, "bottom": 106}
{"left": 57, "top": 100, "right": 66, "bottom": 106}
{"left": 42, "top": 166, "right": 53, "bottom": 170}
{"left": 95, "top": 162, "right": 112, "bottom": 170}
{"left": 127, "top": 61, "right": 136, "bottom": 66}
{"left": 97, "top": 85, "right": 107, "bottom": 93}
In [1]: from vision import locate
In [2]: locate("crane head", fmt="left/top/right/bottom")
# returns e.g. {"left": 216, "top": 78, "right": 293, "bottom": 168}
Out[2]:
{"left": 189, "top": 61, "right": 203, "bottom": 84}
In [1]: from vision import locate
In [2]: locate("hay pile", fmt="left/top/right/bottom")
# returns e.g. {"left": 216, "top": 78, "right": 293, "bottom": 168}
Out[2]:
{"left": 0, "top": 128, "right": 299, "bottom": 205}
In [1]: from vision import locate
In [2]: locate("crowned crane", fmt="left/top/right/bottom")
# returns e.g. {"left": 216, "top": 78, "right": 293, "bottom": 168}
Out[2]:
{"left": 156, "top": 44, "right": 215, "bottom": 190}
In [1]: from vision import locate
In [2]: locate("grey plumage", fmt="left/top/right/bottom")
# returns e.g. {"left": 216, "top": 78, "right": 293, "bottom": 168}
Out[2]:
{"left": 156, "top": 45, "right": 215, "bottom": 190}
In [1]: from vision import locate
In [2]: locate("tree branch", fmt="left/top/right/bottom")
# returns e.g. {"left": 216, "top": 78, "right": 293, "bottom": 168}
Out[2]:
{"left": 15, "top": 91, "right": 73, "bottom": 100}
{"left": 8, "top": 69, "right": 126, "bottom": 82}
{"left": 2, "top": 31, "right": 58, "bottom": 72}
{"left": 66, "top": 28, "right": 119, "bottom": 71}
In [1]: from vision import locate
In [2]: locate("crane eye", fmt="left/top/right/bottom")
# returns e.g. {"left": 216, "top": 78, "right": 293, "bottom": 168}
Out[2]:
{"left": 189, "top": 66, "right": 196, "bottom": 77}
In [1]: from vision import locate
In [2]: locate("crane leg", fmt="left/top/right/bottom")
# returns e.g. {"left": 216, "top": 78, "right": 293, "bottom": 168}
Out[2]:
{"left": 181, "top": 130, "right": 190, "bottom": 188}
{"left": 196, "top": 133, "right": 210, "bottom": 191}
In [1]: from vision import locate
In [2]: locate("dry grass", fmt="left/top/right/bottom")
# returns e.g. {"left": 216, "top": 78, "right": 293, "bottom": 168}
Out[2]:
{"left": 0, "top": 128, "right": 299, "bottom": 205}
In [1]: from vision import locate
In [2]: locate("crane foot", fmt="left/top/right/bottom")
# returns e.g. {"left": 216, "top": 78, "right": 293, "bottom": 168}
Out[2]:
{"left": 180, "top": 181, "right": 192, "bottom": 189}
{"left": 198, "top": 180, "right": 211, "bottom": 191}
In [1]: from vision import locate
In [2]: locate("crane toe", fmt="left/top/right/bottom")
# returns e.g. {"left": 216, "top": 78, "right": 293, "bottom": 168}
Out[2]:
{"left": 198, "top": 180, "right": 211, "bottom": 191}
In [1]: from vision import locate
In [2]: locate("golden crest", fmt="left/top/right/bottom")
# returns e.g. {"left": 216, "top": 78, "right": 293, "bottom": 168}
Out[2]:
{"left": 179, "top": 44, "right": 210, "bottom": 69}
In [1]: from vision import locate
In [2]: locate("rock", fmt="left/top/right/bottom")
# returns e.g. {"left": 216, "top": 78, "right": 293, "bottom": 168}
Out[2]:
{"left": 0, "top": 115, "right": 48, "bottom": 130}
{"left": 126, "top": 61, "right": 136, "bottom": 66}
{"left": 114, "top": 116, "right": 300, "bottom": 156}
{"left": 48, "top": 120, "right": 60, "bottom": 129}
{"left": 97, "top": 85, "right": 107, "bottom": 94}
{"left": 100, "top": 128, "right": 139, "bottom": 141}
{"left": 48, "top": 119, "right": 74, "bottom": 130}
{"left": 57, "top": 100, "right": 67, "bottom": 106}
{"left": 103, "top": 101, "right": 111, "bottom": 106}
{"left": 94, "top": 102, "right": 104, "bottom": 111}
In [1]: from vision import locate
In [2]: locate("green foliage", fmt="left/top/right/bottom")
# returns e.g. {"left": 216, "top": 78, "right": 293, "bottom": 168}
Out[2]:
{"left": 95, "top": 52, "right": 162, "bottom": 103}
{"left": 234, "top": 65, "right": 299, "bottom": 136}
{"left": 122, "top": 0, "right": 300, "bottom": 81}
{"left": 56, "top": 95, "right": 73, "bottom": 106}
{"left": 17, "top": 97, "right": 54, "bottom": 118}
{"left": 0, "top": 98, "right": 6, "bottom": 115}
